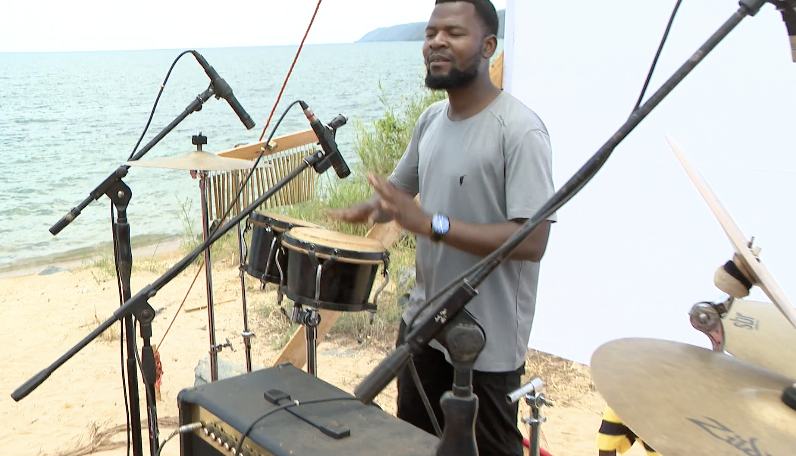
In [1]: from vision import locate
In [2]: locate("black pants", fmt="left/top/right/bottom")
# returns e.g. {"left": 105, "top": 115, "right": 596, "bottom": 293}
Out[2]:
{"left": 396, "top": 320, "right": 524, "bottom": 456}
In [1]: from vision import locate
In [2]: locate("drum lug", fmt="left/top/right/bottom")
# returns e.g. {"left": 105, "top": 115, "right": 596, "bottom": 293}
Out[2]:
{"left": 308, "top": 247, "right": 320, "bottom": 269}
{"left": 373, "top": 270, "right": 391, "bottom": 309}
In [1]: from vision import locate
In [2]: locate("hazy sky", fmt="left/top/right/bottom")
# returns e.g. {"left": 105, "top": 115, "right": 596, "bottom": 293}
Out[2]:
{"left": 0, "top": 0, "right": 507, "bottom": 52}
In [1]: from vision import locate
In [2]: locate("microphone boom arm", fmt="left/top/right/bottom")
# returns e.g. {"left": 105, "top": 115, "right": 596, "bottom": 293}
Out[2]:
{"left": 50, "top": 85, "right": 216, "bottom": 235}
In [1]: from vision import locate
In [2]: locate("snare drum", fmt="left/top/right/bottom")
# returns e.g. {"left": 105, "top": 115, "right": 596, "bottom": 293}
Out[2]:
{"left": 280, "top": 227, "right": 390, "bottom": 312}
{"left": 244, "top": 212, "right": 325, "bottom": 284}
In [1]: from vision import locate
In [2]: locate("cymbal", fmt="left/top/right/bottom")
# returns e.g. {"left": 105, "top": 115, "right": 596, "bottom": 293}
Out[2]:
{"left": 724, "top": 298, "right": 796, "bottom": 379}
{"left": 666, "top": 135, "right": 796, "bottom": 329}
{"left": 591, "top": 337, "right": 796, "bottom": 456}
{"left": 126, "top": 151, "right": 271, "bottom": 171}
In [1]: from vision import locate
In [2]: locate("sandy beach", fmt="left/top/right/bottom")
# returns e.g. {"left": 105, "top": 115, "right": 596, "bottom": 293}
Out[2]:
{"left": 0, "top": 245, "right": 646, "bottom": 456}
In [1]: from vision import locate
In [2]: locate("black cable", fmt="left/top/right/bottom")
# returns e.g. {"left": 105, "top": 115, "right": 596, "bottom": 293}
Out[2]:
{"left": 408, "top": 358, "right": 442, "bottom": 437}
{"left": 405, "top": 0, "right": 688, "bottom": 336}
{"left": 233, "top": 397, "right": 360, "bottom": 456}
{"left": 631, "top": 0, "right": 684, "bottom": 114}
{"left": 128, "top": 50, "right": 194, "bottom": 161}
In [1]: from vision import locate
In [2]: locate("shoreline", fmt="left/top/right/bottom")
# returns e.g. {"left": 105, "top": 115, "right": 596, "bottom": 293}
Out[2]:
{"left": 0, "top": 235, "right": 183, "bottom": 280}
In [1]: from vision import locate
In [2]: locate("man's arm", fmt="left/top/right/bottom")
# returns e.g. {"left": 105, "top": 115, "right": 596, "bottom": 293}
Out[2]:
{"left": 438, "top": 218, "right": 551, "bottom": 262}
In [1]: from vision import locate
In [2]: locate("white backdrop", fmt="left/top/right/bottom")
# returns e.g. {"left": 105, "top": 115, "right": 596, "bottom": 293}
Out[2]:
{"left": 504, "top": 0, "right": 796, "bottom": 365}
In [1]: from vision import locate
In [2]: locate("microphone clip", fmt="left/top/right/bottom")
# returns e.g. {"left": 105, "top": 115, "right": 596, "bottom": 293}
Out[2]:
{"left": 311, "top": 148, "right": 334, "bottom": 175}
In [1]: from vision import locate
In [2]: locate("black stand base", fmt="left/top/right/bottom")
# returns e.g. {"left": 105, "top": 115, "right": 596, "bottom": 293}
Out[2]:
{"left": 435, "top": 312, "right": 486, "bottom": 456}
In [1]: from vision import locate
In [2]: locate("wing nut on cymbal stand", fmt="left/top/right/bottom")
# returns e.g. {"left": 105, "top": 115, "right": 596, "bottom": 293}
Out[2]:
{"left": 689, "top": 299, "right": 732, "bottom": 352}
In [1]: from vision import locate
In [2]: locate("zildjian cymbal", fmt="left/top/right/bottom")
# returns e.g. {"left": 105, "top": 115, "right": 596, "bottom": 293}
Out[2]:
{"left": 591, "top": 337, "right": 796, "bottom": 456}
{"left": 723, "top": 298, "right": 796, "bottom": 380}
{"left": 126, "top": 151, "right": 271, "bottom": 171}
{"left": 666, "top": 135, "right": 796, "bottom": 329}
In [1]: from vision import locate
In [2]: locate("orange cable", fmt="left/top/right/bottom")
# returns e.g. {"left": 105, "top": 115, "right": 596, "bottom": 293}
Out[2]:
{"left": 259, "top": 0, "right": 324, "bottom": 141}
{"left": 157, "top": 260, "right": 205, "bottom": 349}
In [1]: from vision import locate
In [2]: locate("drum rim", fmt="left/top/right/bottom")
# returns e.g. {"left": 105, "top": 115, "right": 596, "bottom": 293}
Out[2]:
{"left": 248, "top": 211, "right": 325, "bottom": 231}
{"left": 281, "top": 228, "right": 387, "bottom": 264}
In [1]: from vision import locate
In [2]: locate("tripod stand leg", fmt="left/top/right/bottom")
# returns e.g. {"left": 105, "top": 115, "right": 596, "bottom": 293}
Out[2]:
{"left": 236, "top": 221, "right": 253, "bottom": 372}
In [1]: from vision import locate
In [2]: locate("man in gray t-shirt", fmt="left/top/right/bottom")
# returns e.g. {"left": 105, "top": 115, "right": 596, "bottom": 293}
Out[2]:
{"left": 332, "top": 1, "right": 555, "bottom": 455}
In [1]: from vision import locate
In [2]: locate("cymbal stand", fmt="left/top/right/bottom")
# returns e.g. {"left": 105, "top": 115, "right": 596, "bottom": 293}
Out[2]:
{"left": 236, "top": 220, "right": 254, "bottom": 372}
{"left": 193, "top": 134, "right": 234, "bottom": 382}
{"left": 508, "top": 379, "right": 554, "bottom": 456}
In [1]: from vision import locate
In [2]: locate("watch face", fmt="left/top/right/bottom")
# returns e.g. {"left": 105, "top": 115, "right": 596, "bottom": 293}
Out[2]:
{"left": 433, "top": 214, "right": 450, "bottom": 234}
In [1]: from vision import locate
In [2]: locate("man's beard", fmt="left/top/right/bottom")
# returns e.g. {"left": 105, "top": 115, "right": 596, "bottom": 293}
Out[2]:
{"left": 425, "top": 54, "right": 481, "bottom": 90}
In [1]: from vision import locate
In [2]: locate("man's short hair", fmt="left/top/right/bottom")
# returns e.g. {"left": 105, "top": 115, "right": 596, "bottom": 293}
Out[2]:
{"left": 435, "top": 0, "right": 499, "bottom": 37}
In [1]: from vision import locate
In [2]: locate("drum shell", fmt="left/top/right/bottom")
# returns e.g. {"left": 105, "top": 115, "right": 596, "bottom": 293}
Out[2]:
{"left": 283, "top": 249, "right": 381, "bottom": 311}
{"left": 245, "top": 221, "right": 285, "bottom": 283}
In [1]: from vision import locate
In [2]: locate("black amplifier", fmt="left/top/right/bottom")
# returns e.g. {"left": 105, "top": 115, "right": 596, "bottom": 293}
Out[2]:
{"left": 177, "top": 362, "right": 439, "bottom": 456}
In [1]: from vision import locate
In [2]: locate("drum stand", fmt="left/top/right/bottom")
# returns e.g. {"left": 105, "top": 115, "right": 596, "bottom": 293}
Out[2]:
{"left": 508, "top": 379, "right": 553, "bottom": 456}
{"left": 283, "top": 254, "right": 324, "bottom": 376}
{"left": 289, "top": 304, "right": 322, "bottom": 376}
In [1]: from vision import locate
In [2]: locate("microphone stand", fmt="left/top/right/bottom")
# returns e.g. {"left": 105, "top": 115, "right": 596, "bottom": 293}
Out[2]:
{"left": 353, "top": 1, "right": 773, "bottom": 455}
{"left": 39, "top": 82, "right": 232, "bottom": 456}
{"left": 12, "top": 144, "right": 335, "bottom": 455}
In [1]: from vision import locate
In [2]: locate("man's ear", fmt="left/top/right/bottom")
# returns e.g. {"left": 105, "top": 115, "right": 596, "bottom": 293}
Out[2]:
{"left": 482, "top": 34, "right": 498, "bottom": 59}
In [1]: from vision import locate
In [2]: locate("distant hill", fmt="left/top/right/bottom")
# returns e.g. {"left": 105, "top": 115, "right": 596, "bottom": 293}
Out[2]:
{"left": 357, "top": 9, "right": 505, "bottom": 43}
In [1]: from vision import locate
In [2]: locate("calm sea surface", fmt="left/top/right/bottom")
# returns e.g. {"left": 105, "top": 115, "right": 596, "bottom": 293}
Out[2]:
{"left": 0, "top": 42, "right": 501, "bottom": 272}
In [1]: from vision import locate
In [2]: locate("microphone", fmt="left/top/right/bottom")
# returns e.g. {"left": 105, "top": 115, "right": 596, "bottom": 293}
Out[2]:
{"left": 299, "top": 101, "right": 351, "bottom": 179}
{"left": 779, "top": 1, "right": 796, "bottom": 62}
{"left": 191, "top": 51, "right": 256, "bottom": 130}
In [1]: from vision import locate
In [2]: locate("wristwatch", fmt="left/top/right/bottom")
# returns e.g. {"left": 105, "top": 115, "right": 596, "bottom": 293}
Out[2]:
{"left": 430, "top": 213, "right": 450, "bottom": 242}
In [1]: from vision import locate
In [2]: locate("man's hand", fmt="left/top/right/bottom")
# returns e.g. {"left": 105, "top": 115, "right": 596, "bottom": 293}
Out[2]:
{"left": 328, "top": 198, "right": 383, "bottom": 226}
{"left": 368, "top": 174, "right": 431, "bottom": 236}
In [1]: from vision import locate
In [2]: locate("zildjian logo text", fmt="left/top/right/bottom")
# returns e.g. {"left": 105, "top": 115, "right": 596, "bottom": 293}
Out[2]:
{"left": 688, "top": 416, "right": 772, "bottom": 456}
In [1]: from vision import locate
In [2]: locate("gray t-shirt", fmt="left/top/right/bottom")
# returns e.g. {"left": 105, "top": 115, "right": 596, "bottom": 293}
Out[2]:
{"left": 389, "top": 91, "right": 556, "bottom": 372}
